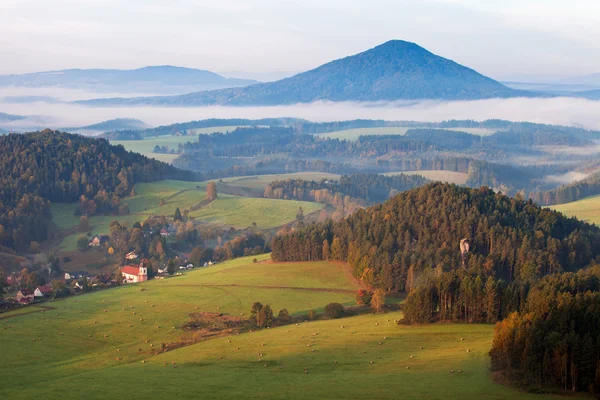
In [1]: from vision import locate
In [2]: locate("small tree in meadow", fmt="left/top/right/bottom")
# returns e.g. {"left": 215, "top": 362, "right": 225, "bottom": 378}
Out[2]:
{"left": 371, "top": 289, "right": 386, "bottom": 313}
{"left": 324, "top": 303, "right": 344, "bottom": 319}
{"left": 278, "top": 308, "right": 291, "bottom": 323}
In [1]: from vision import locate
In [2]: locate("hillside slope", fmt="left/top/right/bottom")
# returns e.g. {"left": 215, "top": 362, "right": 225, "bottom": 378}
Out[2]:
{"left": 77, "top": 40, "right": 532, "bottom": 106}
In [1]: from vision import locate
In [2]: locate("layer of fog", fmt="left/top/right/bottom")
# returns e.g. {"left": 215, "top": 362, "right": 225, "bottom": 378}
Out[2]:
{"left": 2, "top": 92, "right": 600, "bottom": 132}
{"left": 545, "top": 171, "right": 591, "bottom": 185}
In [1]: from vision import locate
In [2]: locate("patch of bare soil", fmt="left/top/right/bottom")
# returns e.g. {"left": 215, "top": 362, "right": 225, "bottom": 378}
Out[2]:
{"left": 160, "top": 312, "right": 251, "bottom": 353}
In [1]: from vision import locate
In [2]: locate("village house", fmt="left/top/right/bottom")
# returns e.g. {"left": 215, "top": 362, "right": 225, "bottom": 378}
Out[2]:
{"left": 88, "top": 236, "right": 101, "bottom": 247}
{"left": 34, "top": 285, "right": 53, "bottom": 298}
{"left": 125, "top": 251, "right": 138, "bottom": 260}
{"left": 160, "top": 228, "right": 170, "bottom": 237}
{"left": 121, "top": 260, "right": 149, "bottom": 283}
{"left": 15, "top": 289, "right": 34, "bottom": 304}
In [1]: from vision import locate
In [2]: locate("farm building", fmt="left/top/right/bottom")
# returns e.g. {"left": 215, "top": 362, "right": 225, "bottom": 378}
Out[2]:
{"left": 121, "top": 260, "right": 149, "bottom": 283}
{"left": 34, "top": 285, "right": 53, "bottom": 298}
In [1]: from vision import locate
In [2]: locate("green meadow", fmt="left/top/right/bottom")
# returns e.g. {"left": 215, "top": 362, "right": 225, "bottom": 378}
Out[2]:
{"left": 220, "top": 172, "right": 341, "bottom": 190}
{"left": 110, "top": 126, "right": 244, "bottom": 163}
{"left": 52, "top": 180, "right": 323, "bottom": 251}
{"left": 551, "top": 194, "right": 600, "bottom": 226}
{"left": 317, "top": 127, "right": 496, "bottom": 141}
{"left": 384, "top": 170, "right": 469, "bottom": 185}
{"left": 0, "top": 256, "right": 567, "bottom": 400}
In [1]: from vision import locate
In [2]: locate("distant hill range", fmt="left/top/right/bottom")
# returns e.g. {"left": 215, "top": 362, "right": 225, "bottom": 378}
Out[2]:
{"left": 76, "top": 40, "right": 535, "bottom": 107}
{"left": 63, "top": 118, "right": 151, "bottom": 134}
{"left": 0, "top": 112, "right": 25, "bottom": 123}
{"left": 0, "top": 66, "right": 259, "bottom": 94}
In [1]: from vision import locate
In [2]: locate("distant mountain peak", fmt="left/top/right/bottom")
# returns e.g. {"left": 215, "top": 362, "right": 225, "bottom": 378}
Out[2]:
{"left": 76, "top": 40, "right": 535, "bottom": 107}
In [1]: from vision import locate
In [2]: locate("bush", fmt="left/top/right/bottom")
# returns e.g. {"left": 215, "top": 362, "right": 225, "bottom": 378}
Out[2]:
{"left": 252, "top": 258, "right": 258, "bottom": 263}
{"left": 324, "top": 302, "right": 344, "bottom": 319}
{"left": 356, "top": 289, "right": 372, "bottom": 306}
{"left": 308, "top": 309, "right": 316, "bottom": 320}
{"left": 277, "top": 308, "right": 291, "bottom": 322}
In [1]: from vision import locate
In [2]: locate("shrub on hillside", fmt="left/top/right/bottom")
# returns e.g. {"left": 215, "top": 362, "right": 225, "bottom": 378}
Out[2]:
{"left": 324, "top": 302, "right": 344, "bottom": 319}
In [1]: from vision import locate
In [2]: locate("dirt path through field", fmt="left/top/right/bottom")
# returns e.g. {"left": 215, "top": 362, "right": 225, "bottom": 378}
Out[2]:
{"left": 170, "top": 283, "right": 357, "bottom": 294}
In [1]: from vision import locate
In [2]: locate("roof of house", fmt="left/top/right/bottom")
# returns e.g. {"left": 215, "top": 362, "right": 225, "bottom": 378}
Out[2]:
{"left": 18, "top": 289, "right": 32, "bottom": 296}
{"left": 36, "top": 285, "right": 53, "bottom": 294}
{"left": 19, "top": 297, "right": 32, "bottom": 304}
{"left": 121, "top": 266, "right": 141, "bottom": 276}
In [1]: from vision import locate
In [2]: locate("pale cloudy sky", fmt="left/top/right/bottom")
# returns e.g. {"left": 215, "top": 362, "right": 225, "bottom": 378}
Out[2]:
{"left": 0, "top": 0, "right": 599, "bottom": 80}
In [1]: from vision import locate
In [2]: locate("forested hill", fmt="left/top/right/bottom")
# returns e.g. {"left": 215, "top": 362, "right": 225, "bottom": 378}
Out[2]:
{"left": 0, "top": 130, "right": 195, "bottom": 251}
{"left": 272, "top": 183, "right": 600, "bottom": 292}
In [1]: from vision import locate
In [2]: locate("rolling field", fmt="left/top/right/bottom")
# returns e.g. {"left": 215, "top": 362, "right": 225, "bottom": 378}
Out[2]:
{"left": 52, "top": 180, "right": 323, "bottom": 251}
{"left": 317, "top": 127, "right": 496, "bottom": 141}
{"left": 551, "top": 194, "right": 600, "bottom": 225}
{"left": 384, "top": 170, "right": 469, "bottom": 185}
{"left": 220, "top": 172, "right": 341, "bottom": 190}
{"left": 0, "top": 256, "right": 567, "bottom": 400}
{"left": 111, "top": 126, "right": 244, "bottom": 163}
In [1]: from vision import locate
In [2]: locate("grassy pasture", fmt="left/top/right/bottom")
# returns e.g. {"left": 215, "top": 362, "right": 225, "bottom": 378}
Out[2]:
{"left": 0, "top": 256, "right": 566, "bottom": 400}
{"left": 384, "top": 170, "right": 469, "bottom": 185}
{"left": 317, "top": 127, "right": 496, "bottom": 141}
{"left": 220, "top": 172, "right": 342, "bottom": 190}
{"left": 52, "top": 180, "right": 323, "bottom": 251}
{"left": 551, "top": 194, "right": 600, "bottom": 226}
{"left": 110, "top": 126, "right": 244, "bottom": 163}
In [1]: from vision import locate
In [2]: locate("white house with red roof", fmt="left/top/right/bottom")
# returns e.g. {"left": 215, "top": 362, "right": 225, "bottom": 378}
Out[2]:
{"left": 121, "top": 260, "right": 149, "bottom": 283}
{"left": 34, "top": 285, "right": 53, "bottom": 298}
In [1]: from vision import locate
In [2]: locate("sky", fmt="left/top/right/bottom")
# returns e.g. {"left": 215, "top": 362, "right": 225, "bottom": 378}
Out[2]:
{"left": 0, "top": 0, "right": 599, "bottom": 81}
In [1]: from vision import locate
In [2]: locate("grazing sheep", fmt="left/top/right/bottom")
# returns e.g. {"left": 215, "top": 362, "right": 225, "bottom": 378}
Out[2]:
{"left": 115, "top": 357, "right": 120, "bottom": 361}
{"left": 362, "top": 351, "right": 366, "bottom": 354}
{"left": 140, "top": 318, "right": 144, "bottom": 321}
{"left": 150, "top": 344, "right": 153, "bottom": 347}
{"left": 334, "top": 361, "right": 337, "bottom": 364}
{"left": 104, "top": 335, "right": 108, "bottom": 338}
{"left": 460, "top": 338, "right": 465, "bottom": 341}
{"left": 61, "top": 333, "right": 64, "bottom": 336}
{"left": 370, "top": 361, "right": 374, "bottom": 364}
{"left": 142, "top": 360, "right": 146, "bottom": 363}
{"left": 410, "top": 356, "right": 414, "bottom": 359}
{"left": 379, "top": 342, "right": 382, "bottom": 345}
{"left": 450, "top": 370, "right": 454, "bottom": 373}
{"left": 117, "top": 349, "right": 120, "bottom": 352}
{"left": 458, "top": 370, "right": 462, "bottom": 373}
{"left": 88, "top": 335, "right": 91, "bottom": 337}
{"left": 420, "top": 346, "right": 423, "bottom": 350}
{"left": 406, "top": 366, "right": 409, "bottom": 369}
